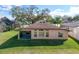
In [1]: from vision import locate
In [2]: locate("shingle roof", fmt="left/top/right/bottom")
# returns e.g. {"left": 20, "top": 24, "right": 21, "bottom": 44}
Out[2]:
{"left": 26, "top": 23, "right": 58, "bottom": 29}
{"left": 62, "top": 22, "right": 79, "bottom": 27}
{"left": 21, "top": 22, "right": 68, "bottom": 31}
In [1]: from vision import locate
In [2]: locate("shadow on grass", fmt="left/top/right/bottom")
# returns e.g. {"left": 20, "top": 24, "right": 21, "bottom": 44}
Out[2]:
{"left": 69, "top": 35, "right": 79, "bottom": 44}
{"left": 0, "top": 36, "right": 67, "bottom": 49}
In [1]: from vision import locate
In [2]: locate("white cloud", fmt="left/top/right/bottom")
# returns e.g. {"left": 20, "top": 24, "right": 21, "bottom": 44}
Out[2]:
{"left": 0, "top": 5, "right": 12, "bottom": 11}
{"left": 15, "top": 5, "right": 22, "bottom": 6}
{"left": 50, "top": 9, "right": 65, "bottom": 16}
{"left": 69, "top": 7, "right": 79, "bottom": 16}
{"left": 0, "top": 5, "right": 22, "bottom": 11}
{"left": 53, "top": 9, "right": 64, "bottom": 12}
{"left": 50, "top": 6, "right": 79, "bottom": 17}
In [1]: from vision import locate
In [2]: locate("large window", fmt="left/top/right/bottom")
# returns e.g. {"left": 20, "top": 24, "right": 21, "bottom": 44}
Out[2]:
{"left": 46, "top": 31, "right": 49, "bottom": 37}
{"left": 39, "top": 29, "right": 44, "bottom": 37}
{"left": 34, "top": 30, "right": 37, "bottom": 37}
{"left": 34, "top": 29, "right": 49, "bottom": 38}
{"left": 58, "top": 32, "right": 63, "bottom": 37}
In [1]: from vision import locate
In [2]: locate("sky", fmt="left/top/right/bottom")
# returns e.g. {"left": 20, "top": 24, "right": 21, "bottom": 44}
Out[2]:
{"left": 0, "top": 5, "right": 79, "bottom": 20}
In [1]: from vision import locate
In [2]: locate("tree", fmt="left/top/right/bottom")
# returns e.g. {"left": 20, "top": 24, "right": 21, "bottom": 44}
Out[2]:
{"left": 52, "top": 15, "right": 62, "bottom": 25}
{"left": 11, "top": 6, "right": 27, "bottom": 25}
{"left": 34, "top": 8, "right": 52, "bottom": 23}
{"left": 73, "top": 15, "right": 79, "bottom": 21}
{"left": 10, "top": 5, "right": 51, "bottom": 27}
{"left": 62, "top": 15, "right": 73, "bottom": 23}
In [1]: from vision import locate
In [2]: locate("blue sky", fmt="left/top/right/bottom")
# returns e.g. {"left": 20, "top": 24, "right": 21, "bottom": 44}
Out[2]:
{"left": 0, "top": 5, "right": 79, "bottom": 20}
{"left": 37, "top": 5, "right": 70, "bottom": 11}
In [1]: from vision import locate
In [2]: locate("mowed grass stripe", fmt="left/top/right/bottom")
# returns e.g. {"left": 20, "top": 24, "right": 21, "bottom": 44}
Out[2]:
{"left": 0, "top": 31, "right": 18, "bottom": 45}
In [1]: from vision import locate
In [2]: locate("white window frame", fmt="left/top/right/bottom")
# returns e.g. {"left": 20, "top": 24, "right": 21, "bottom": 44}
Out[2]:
{"left": 34, "top": 30, "right": 37, "bottom": 37}
{"left": 39, "top": 29, "right": 44, "bottom": 37}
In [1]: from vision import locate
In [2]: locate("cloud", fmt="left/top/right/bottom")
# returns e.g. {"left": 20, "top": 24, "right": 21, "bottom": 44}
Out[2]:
{"left": 69, "top": 6, "right": 79, "bottom": 16}
{"left": 50, "top": 9, "right": 65, "bottom": 16}
{"left": 0, "top": 5, "right": 12, "bottom": 11}
{"left": 53, "top": 9, "right": 64, "bottom": 12}
{"left": 50, "top": 6, "right": 79, "bottom": 17}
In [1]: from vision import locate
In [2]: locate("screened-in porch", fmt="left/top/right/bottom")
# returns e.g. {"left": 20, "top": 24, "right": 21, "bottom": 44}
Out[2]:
{"left": 19, "top": 31, "right": 31, "bottom": 39}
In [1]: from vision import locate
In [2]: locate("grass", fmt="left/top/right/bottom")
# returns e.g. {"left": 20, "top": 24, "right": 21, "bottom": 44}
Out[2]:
{"left": 0, "top": 31, "right": 79, "bottom": 54}
{"left": 0, "top": 31, "right": 18, "bottom": 45}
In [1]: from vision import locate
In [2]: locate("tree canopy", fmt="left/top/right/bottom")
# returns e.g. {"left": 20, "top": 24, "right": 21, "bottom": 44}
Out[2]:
{"left": 10, "top": 5, "right": 52, "bottom": 26}
{"left": 10, "top": 5, "right": 79, "bottom": 27}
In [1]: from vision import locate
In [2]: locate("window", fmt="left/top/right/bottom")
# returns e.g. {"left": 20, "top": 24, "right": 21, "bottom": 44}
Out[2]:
{"left": 39, "top": 29, "right": 43, "bottom": 31}
{"left": 58, "top": 32, "right": 63, "bottom": 37}
{"left": 34, "top": 32, "right": 37, "bottom": 37}
{"left": 39, "top": 29, "right": 44, "bottom": 37}
{"left": 40, "top": 22, "right": 42, "bottom": 23}
{"left": 40, "top": 21, "right": 45, "bottom": 23}
{"left": 46, "top": 31, "right": 49, "bottom": 37}
{"left": 39, "top": 31, "right": 44, "bottom": 37}
{"left": 34, "top": 30, "right": 37, "bottom": 37}
{"left": 43, "top": 21, "right": 45, "bottom": 23}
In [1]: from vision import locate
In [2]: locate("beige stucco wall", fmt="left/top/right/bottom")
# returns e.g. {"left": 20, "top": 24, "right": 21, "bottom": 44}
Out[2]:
{"left": 31, "top": 30, "right": 68, "bottom": 39}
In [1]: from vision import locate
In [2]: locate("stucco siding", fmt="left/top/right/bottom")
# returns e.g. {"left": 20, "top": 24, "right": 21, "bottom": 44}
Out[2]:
{"left": 31, "top": 30, "right": 68, "bottom": 39}
{"left": 49, "top": 30, "right": 68, "bottom": 39}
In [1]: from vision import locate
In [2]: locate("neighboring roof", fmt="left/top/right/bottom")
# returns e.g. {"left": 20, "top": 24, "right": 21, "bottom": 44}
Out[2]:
{"left": 62, "top": 21, "right": 79, "bottom": 28}
{"left": 21, "top": 22, "right": 69, "bottom": 31}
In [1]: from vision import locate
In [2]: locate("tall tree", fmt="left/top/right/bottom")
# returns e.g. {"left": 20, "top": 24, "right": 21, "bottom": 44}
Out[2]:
{"left": 10, "top": 5, "right": 51, "bottom": 26}
{"left": 34, "top": 8, "right": 51, "bottom": 22}
{"left": 52, "top": 15, "right": 62, "bottom": 25}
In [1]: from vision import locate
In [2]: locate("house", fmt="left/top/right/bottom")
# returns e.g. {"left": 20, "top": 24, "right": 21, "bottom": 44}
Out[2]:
{"left": 60, "top": 21, "right": 79, "bottom": 40}
{"left": 0, "top": 17, "right": 13, "bottom": 32}
{"left": 0, "top": 22, "right": 6, "bottom": 32}
{"left": 18, "top": 21, "right": 69, "bottom": 40}
{"left": 0, "top": 25, "right": 3, "bottom": 32}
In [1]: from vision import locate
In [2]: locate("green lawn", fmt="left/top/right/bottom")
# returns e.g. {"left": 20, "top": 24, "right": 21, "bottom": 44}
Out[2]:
{"left": 0, "top": 31, "right": 79, "bottom": 54}
{"left": 0, "top": 31, "right": 18, "bottom": 45}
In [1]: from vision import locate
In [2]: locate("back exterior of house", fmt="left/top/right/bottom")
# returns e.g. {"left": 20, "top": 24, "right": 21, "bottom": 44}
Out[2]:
{"left": 19, "top": 21, "right": 69, "bottom": 40}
